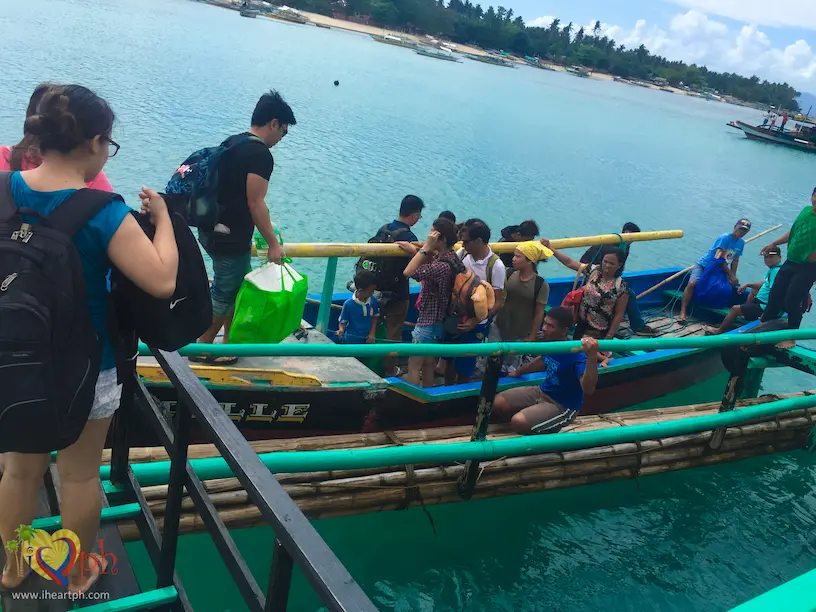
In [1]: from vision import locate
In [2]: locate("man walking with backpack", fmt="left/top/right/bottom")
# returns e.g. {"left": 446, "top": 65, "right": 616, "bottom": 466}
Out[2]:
{"left": 194, "top": 91, "right": 296, "bottom": 364}
{"left": 357, "top": 195, "right": 424, "bottom": 376}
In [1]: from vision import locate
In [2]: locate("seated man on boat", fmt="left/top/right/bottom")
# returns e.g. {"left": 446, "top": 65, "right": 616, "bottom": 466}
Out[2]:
{"left": 398, "top": 218, "right": 460, "bottom": 387}
{"left": 760, "top": 188, "right": 816, "bottom": 346}
{"left": 493, "top": 307, "right": 600, "bottom": 435}
{"left": 704, "top": 247, "right": 783, "bottom": 335}
{"left": 490, "top": 241, "right": 552, "bottom": 374}
{"left": 499, "top": 220, "right": 540, "bottom": 269}
{"left": 579, "top": 222, "right": 657, "bottom": 337}
{"left": 679, "top": 219, "right": 751, "bottom": 322}
{"left": 444, "top": 219, "right": 506, "bottom": 384}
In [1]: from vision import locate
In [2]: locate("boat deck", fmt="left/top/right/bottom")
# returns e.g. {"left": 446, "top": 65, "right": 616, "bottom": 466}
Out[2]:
{"left": 138, "top": 321, "right": 387, "bottom": 391}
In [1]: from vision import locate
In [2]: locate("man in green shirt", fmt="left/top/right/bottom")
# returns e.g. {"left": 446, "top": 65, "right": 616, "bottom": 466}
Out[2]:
{"left": 760, "top": 188, "right": 816, "bottom": 343}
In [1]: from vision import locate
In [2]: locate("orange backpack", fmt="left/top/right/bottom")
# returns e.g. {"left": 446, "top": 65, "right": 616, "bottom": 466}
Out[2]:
{"left": 442, "top": 259, "right": 496, "bottom": 336}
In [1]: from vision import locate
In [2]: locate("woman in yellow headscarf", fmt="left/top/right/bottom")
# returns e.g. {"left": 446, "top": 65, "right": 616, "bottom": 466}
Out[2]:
{"left": 490, "top": 241, "right": 553, "bottom": 373}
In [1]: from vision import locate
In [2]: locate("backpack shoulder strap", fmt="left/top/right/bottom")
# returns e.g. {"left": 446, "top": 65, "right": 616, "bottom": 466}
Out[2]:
{"left": 456, "top": 247, "right": 466, "bottom": 260}
{"left": 615, "top": 276, "right": 624, "bottom": 292}
{"left": 486, "top": 253, "right": 500, "bottom": 286}
{"left": 46, "top": 189, "right": 122, "bottom": 237}
{"left": 0, "top": 171, "right": 14, "bottom": 223}
{"left": 534, "top": 275, "right": 544, "bottom": 299}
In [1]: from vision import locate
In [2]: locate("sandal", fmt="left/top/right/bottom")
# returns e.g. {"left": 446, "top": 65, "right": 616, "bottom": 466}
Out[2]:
{"left": 68, "top": 553, "right": 107, "bottom": 596}
{"left": 1, "top": 562, "right": 31, "bottom": 591}
{"left": 188, "top": 355, "right": 239, "bottom": 366}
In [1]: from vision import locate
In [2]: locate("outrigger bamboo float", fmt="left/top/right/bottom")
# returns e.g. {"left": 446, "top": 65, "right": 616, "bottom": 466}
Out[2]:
{"left": 111, "top": 363, "right": 816, "bottom": 539}
{"left": 136, "top": 228, "right": 813, "bottom": 444}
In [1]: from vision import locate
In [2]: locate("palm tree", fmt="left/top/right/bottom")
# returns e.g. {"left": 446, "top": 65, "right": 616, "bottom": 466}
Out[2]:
{"left": 505, "top": 7, "right": 513, "bottom": 22}
{"left": 496, "top": 5, "right": 505, "bottom": 20}
{"left": 593, "top": 20, "right": 601, "bottom": 39}
{"left": 635, "top": 44, "right": 649, "bottom": 62}
{"left": 574, "top": 26, "right": 585, "bottom": 44}
{"left": 5, "top": 540, "right": 23, "bottom": 578}
{"left": 548, "top": 18, "right": 560, "bottom": 35}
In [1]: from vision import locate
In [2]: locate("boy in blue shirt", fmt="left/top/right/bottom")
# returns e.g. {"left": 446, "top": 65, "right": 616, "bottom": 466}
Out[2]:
{"left": 704, "top": 247, "right": 783, "bottom": 334}
{"left": 338, "top": 271, "right": 380, "bottom": 344}
{"left": 679, "top": 218, "right": 751, "bottom": 322}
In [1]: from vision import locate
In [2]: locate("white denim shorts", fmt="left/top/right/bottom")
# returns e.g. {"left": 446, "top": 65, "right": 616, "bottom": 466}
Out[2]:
{"left": 88, "top": 368, "right": 123, "bottom": 420}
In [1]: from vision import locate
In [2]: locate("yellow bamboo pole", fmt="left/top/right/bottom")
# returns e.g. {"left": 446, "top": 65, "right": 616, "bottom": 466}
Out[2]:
{"left": 278, "top": 230, "right": 684, "bottom": 258}
{"left": 636, "top": 225, "right": 782, "bottom": 300}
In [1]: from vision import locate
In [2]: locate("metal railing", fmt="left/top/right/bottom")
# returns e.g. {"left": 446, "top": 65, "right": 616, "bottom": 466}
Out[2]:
{"left": 129, "top": 330, "right": 816, "bottom": 495}
{"left": 276, "top": 230, "right": 684, "bottom": 333}
{"left": 110, "top": 347, "right": 377, "bottom": 612}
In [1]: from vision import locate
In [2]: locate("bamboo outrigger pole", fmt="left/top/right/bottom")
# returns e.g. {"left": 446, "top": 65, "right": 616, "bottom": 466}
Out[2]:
{"left": 279, "top": 230, "right": 684, "bottom": 258}
{"left": 105, "top": 390, "right": 816, "bottom": 486}
{"left": 138, "top": 327, "right": 816, "bottom": 358}
{"left": 636, "top": 224, "right": 783, "bottom": 300}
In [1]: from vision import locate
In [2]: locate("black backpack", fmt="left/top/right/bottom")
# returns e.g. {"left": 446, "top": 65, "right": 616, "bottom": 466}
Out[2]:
{"left": 110, "top": 211, "right": 212, "bottom": 354}
{"left": 163, "top": 135, "right": 263, "bottom": 229}
{"left": 355, "top": 224, "right": 410, "bottom": 294}
{"left": 0, "top": 172, "right": 115, "bottom": 453}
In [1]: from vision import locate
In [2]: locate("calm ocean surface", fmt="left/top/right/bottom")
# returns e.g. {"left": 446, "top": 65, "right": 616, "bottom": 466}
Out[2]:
{"left": 3, "top": 0, "right": 816, "bottom": 609}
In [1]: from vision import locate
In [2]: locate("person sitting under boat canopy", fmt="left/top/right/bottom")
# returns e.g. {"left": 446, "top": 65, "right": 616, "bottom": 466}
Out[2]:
{"left": 493, "top": 307, "right": 600, "bottom": 435}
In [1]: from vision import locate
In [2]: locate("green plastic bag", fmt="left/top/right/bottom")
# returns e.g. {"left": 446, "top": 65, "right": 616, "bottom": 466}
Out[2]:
{"left": 231, "top": 262, "right": 308, "bottom": 344}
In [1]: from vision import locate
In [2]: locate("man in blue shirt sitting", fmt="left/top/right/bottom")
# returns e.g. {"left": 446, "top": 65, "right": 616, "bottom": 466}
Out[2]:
{"left": 679, "top": 218, "right": 751, "bottom": 322}
{"left": 493, "top": 307, "right": 600, "bottom": 435}
{"left": 704, "top": 246, "right": 784, "bottom": 334}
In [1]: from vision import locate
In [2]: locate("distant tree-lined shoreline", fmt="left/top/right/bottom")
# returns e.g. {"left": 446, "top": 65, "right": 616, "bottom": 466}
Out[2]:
{"left": 286, "top": 0, "right": 801, "bottom": 110}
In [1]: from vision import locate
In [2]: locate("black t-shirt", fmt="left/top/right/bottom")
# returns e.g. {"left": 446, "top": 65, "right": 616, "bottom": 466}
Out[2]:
{"left": 203, "top": 132, "right": 274, "bottom": 256}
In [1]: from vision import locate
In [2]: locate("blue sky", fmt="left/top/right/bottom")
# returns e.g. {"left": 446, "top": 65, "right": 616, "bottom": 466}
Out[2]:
{"left": 509, "top": 0, "right": 816, "bottom": 91}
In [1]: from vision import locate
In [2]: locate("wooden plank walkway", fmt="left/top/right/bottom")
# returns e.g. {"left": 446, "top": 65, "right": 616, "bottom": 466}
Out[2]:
{"left": 0, "top": 466, "right": 142, "bottom": 610}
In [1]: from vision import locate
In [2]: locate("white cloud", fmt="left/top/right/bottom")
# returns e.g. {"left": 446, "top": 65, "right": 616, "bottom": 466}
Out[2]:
{"left": 597, "top": 10, "right": 816, "bottom": 89}
{"left": 666, "top": 0, "right": 816, "bottom": 30}
{"left": 529, "top": 15, "right": 555, "bottom": 28}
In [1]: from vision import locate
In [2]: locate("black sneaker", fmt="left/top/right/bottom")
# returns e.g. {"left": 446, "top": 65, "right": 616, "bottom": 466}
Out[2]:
{"left": 635, "top": 325, "right": 658, "bottom": 337}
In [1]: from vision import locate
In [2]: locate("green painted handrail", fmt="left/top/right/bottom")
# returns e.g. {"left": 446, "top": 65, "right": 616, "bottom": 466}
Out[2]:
{"left": 138, "top": 328, "right": 816, "bottom": 359}
{"left": 79, "top": 586, "right": 178, "bottom": 612}
{"left": 729, "top": 568, "right": 816, "bottom": 611}
{"left": 107, "top": 393, "right": 816, "bottom": 486}
{"left": 31, "top": 503, "right": 141, "bottom": 531}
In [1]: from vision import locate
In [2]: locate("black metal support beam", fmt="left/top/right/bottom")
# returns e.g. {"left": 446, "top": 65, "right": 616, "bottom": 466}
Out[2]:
{"left": 265, "top": 539, "right": 295, "bottom": 612}
{"left": 458, "top": 355, "right": 502, "bottom": 500}
{"left": 152, "top": 349, "right": 376, "bottom": 612}
{"left": 156, "top": 400, "right": 191, "bottom": 588}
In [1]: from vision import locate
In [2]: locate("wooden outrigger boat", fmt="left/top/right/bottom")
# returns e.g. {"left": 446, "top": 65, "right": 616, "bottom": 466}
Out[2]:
{"left": 415, "top": 46, "right": 461, "bottom": 62}
{"left": 731, "top": 118, "right": 816, "bottom": 153}
{"left": 112, "top": 389, "right": 816, "bottom": 538}
{"left": 370, "top": 33, "right": 417, "bottom": 49}
{"left": 565, "top": 65, "right": 591, "bottom": 78}
{"left": 462, "top": 52, "right": 515, "bottom": 68}
{"left": 131, "top": 229, "right": 812, "bottom": 446}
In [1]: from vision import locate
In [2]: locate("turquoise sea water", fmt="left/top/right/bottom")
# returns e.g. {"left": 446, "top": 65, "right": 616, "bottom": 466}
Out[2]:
{"left": 3, "top": 0, "right": 816, "bottom": 609}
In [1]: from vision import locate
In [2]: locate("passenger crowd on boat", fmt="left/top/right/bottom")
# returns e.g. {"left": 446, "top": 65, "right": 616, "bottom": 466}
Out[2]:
{"left": 3, "top": 81, "right": 816, "bottom": 592}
